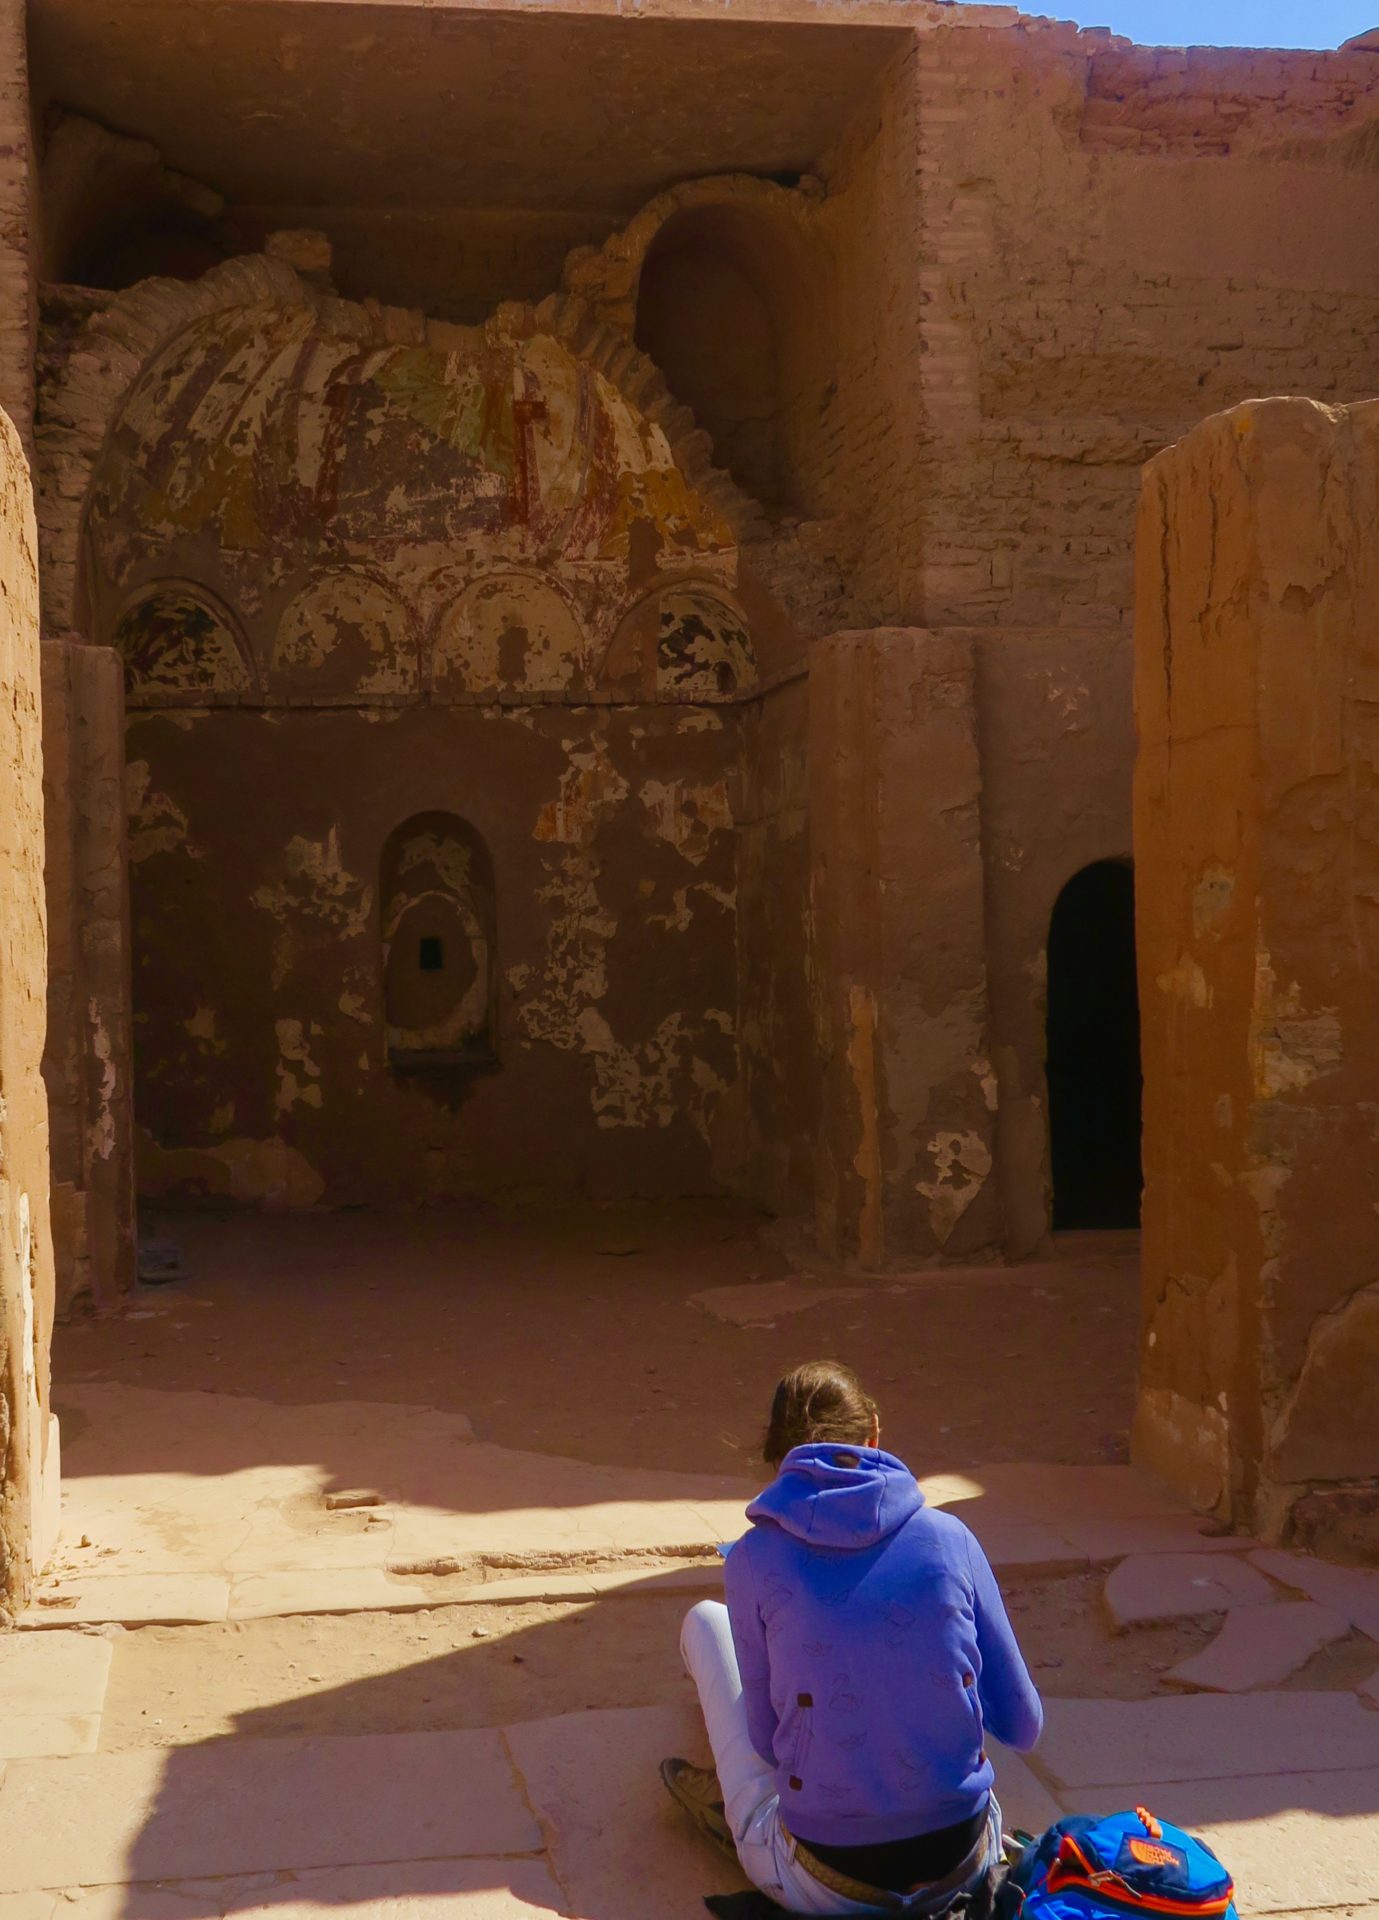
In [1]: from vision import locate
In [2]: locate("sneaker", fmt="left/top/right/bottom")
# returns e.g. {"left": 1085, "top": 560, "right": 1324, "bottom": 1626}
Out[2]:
{"left": 660, "top": 1757, "right": 736, "bottom": 1857}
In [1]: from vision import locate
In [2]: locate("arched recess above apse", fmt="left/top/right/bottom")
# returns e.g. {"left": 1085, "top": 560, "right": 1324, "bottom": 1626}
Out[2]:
{"left": 269, "top": 572, "right": 421, "bottom": 705}
{"left": 430, "top": 572, "right": 589, "bottom": 703}
{"left": 598, "top": 582, "right": 756, "bottom": 703}
{"left": 381, "top": 814, "right": 497, "bottom": 1073}
{"left": 44, "top": 253, "right": 761, "bottom": 649}
{"left": 113, "top": 582, "right": 255, "bottom": 706}
{"left": 560, "top": 177, "right": 834, "bottom": 515}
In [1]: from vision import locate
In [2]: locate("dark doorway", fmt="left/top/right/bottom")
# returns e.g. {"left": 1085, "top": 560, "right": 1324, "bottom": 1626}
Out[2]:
{"left": 1046, "top": 859, "right": 1143, "bottom": 1230}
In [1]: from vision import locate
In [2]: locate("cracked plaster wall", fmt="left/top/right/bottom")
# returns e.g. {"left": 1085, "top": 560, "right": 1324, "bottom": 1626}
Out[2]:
{"left": 1134, "top": 396, "right": 1379, "bottom": 1554}
{"left": 54, "top": 270, "right": 795, "bottom": 1209}
{"left": 21, "top": 16, "right": 1379, "bottom": 1267}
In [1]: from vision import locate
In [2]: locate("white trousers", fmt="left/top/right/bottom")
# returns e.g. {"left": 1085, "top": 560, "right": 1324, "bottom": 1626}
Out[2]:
{"left": 680, "top": 1600, "right": 1001, "bottom": 1916}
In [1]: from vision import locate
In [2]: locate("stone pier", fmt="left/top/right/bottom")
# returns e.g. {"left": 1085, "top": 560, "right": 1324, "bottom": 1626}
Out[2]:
{"left": 1133, "top": 397, "right": 1379, "bottom": 1554}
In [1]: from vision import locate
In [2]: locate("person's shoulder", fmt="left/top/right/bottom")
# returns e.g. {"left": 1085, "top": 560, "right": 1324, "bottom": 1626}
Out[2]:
{"left": 902, "top": 1501, "right": 981, "bottom": 1559}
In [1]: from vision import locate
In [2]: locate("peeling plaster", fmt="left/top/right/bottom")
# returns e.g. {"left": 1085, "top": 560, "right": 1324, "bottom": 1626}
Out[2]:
{"left": 1249, "top": 952, "right": 1341, "bottom": 1097}
{"left": 1192, "top": 864, "right": 1236, "bottom": 937}
{"left": 534, "top": 738, "right": 629, "bottom": 846}
{"left": 252, "top": 830, "right": 373, "bottom": 990}
{"left": 274, "top": 1018, "right": 323, "bottom": 1115}
{"left": 86, "top": 999, "right": 117, "bottom": 1162}
{"left": 518, "top": 858, "right": 616, "bottom": 1051}
{"left": 639, "top": 778, "right": 733, "bottom": 865}
{"left": 917, "top": 1130, "right": 994, "bottom": 1247}
{"left": 580, "top": 1009, "right": 727, "bottom": 1140}
{"left": 1156, "top": 953, "right": 1211, "bottom": 1008}
{"left": 126, "top": 759, "right": 197, "bottom": 865}
{"left": 139, "top": 1129, "right": 326, "bottom": 1209}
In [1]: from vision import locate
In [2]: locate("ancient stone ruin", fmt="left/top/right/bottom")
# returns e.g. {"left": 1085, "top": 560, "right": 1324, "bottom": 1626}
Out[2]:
{"left": 1135, "top": 397, "right": 1379, "bottom": 1556}
{"left": 2, "top": 0, "right": 1378, "bottom": 1600}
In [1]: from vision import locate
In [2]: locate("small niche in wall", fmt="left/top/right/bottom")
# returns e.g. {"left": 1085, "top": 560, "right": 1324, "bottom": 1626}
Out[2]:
{"left": 382, "top": 813, "right": 497, "bottom": 1074}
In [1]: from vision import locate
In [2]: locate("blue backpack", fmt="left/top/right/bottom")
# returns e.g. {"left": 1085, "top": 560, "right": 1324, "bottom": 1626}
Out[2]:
{"left": 996, "top": 1810, "right": 1237, "bottom": 1920}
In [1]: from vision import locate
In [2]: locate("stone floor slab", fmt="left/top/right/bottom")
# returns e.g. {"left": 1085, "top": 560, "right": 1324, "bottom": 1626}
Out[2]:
{"left": 963, "top": 1525, "right": 1090, "bottom": 1574}
{"left": 21, "top": 1576, "right": 230, "bottom": 1628}
{"left": 1065, "top": 1519, "right": 1257, "bottom": 1560}
{"left": 0, "top": 1730, "right": 539, "bottom": 1893}
{"left": 0, "top": 1634, "right": 111, "bottom": 1714}
{"left": 1064, "top": 1772, "right": 1379, "bottom": 1913}
{"left": 585, "top": 1564, "right": 722, "bottom": 1598}
{"left": 988, "top": 1745, "right": 1062, "bottom": 1838}
{"left": 1167, "top": 1602, "right": 1350, "bottom": 1693}
{"left": 933, "top": 1464, "right": 1187, "bottom": 1524}
{"left": 1040, "top": 1693, "right": 1379, "bottom": 1790}
{"left": 53, "top": 1385, "right": 753, "bottom": 1597}
{"left": 0, "top": 1894, "right": 55, "bottom": 1920}
{"left": 62, "top": 1861, "right": 566, "bottom": 1920}
{"left": 504, "top": 1703, "right": 744, "bottom": 1920}
{"left": 227, "top": 1568, "right": 414, "bottom": 1619}
{"left": 221, "top": 1518, "right": 396, "bottom": 1576}
{"left": 1105, "top": 1552, "right": 1275, "bottom": 1628}
{"left": 1252, "top": 1549, "right": 1379, "bottom": 1640}
{"left": 0, "top": 1716, "right": 101, "bottom": 1759}
{"left": 425, "top": 1574, "right": 601, "bottom": 1606}
{"left": 688, "top": 1280, "right": 868, "bottom": 1327}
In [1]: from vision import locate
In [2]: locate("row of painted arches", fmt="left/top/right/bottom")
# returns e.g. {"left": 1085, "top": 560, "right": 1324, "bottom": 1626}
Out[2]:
{"left": 114, "top": 570, "right": 757, "bottom": 707}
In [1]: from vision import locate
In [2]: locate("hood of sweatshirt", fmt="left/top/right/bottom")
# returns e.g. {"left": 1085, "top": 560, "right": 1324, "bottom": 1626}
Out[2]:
{"left": 745, "top": 1443, "right": 925, "bottom": 1551}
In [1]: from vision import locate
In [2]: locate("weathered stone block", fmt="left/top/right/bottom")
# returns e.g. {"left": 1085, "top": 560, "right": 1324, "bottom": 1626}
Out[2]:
{"left": 1133, "top": 397, "right": 1379, "bottom": 1548}
{"left": 808, "top": 630, "right": 997, "bottom": 1266}
{"left": 0, "top": 407, "right": 53, "bottom": 1608}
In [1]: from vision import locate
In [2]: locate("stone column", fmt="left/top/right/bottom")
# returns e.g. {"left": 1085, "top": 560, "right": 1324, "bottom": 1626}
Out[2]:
{"left": 41, "top": 640, "right": 136, "bottom": 1314}
{"left": 808, "top": 629, "right": 998, "bottom": 1266}
{"left": 1134, "top": 397, "right": 1379, "bottom": 1554}
{"left": 0, "top": 408, "right": 54, "bottom": 1608}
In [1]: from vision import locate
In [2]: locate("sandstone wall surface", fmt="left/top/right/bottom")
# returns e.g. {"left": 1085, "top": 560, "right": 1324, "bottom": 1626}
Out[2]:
{"left": 40, "top": 640, "right": 135, "bottom": 1312}
{"left": 25, "top": 7, "right": 1379, "bottom": 1264}
{"left": 39, "top": 262, "right": 787, "bottom": 1210}
{"left": 909, "top": 24, "right": 1379, "bottom": 636}
{"left": 0, "top": 0, "right": 34, "bottom": 451}
{"left": 1134, "top": 396, "right": 1379, "bottom": 1554}
{"left": 0, "top": 406, "right": 55, "bottom": 1606}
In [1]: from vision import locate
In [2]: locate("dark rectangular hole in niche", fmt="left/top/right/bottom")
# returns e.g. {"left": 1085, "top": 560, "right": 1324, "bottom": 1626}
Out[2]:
{"left": 418, "top": 936, "right": 445, "bottom": 972}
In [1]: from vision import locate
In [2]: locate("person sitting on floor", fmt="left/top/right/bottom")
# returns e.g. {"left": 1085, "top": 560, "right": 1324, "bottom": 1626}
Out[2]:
{"left": 662, "top": 1360, "right": 1044, "bottom": 1916}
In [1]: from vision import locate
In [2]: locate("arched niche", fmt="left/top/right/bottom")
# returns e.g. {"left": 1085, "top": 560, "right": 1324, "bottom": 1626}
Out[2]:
{"left": 381, "top": 814, "right": 497, "bottom": 1073}
{"left": 599, "top": 582, "right": 755, "bottom": 702}
{"left": 632, "top": 198, "right": 832, "bottom": 513}
{"left": 114, "top": 583, "right": 254, "bottom": 706}
{"left": 431, "top": 572, "right": 588, "bottom": 702}
{"left": 1045, "top": 858, "right": 1143, "bottom": 1230}
{"left": 270, "top": 572, "right": 420, "bottom": 704}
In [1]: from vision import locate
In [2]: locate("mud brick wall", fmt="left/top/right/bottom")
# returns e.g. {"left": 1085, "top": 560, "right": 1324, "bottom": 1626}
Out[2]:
{"left": 904, "top": 22, "right": 1379, "bottom": 634}
{"left": 0, "top": 407, "right": 55, "bottom": 1606}
{"left": 1134, "top": 397, "right": 1379, "bottom": 1554}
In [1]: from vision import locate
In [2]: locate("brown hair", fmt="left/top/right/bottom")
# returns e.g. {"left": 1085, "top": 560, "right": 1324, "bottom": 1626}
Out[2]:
{"left": 762, "top": 1360, "right": 878, "bottom": 1469}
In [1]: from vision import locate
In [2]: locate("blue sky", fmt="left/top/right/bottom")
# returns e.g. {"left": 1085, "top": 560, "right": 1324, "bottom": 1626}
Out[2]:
{"left": 1037, "top": 0, "right": 1375, "bottom": 46}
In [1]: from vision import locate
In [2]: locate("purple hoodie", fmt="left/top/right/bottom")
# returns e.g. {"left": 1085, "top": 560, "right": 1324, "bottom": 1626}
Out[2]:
{"left": 723, "top": 1443, "right": 1043, "bottom": 1848}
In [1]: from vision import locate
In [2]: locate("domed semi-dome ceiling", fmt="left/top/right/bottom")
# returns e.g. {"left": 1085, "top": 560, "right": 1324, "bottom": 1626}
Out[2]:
{"left": 87, "top": 297, "right": 741, "bottom": 703}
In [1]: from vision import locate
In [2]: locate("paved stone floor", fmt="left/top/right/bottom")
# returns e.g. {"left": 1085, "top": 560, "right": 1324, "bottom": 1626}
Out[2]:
{"left": 2, "top": 1211, "right": 1376, "bottom": 1920}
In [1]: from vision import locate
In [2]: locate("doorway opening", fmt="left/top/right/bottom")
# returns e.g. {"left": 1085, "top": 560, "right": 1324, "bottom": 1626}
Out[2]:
{"left": 1045, "top": 859, "right": 1143, "bottom": 1230}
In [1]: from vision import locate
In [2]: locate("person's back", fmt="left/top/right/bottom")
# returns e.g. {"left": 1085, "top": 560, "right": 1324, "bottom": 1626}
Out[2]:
{"left": 727, "top": 1442, "right": 1043, "bottom": 1851}
{"left": 664, "top": 1360, "right": 1044, "bottom": 1916}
